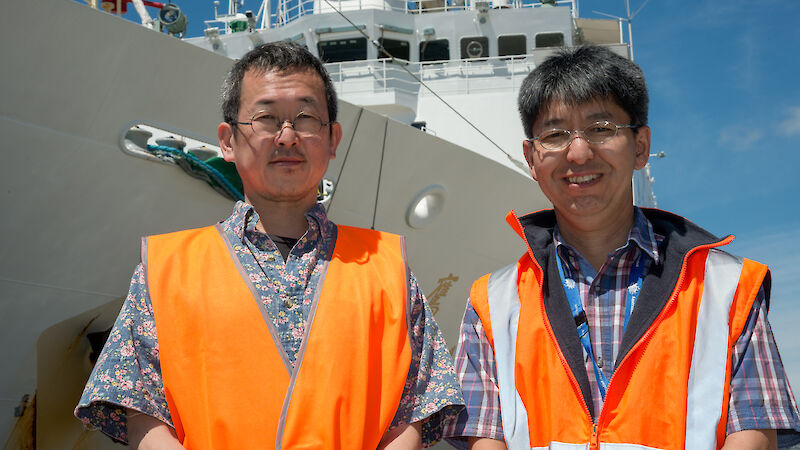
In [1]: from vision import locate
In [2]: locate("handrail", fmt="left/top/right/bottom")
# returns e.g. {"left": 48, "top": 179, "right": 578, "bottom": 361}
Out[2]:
{"left": 259, "top": 0, "right": 572, "bottom": 31}
{"left": 199, "top": 0, "right": 574, "bottom": 33}
{"left": 325, "top": 53, "right": 539, "bottom": 95}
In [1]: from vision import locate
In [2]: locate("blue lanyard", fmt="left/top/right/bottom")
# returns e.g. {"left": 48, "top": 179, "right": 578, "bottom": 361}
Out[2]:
{"left": 555, "top": 250, "right": 647, "bottom": 400}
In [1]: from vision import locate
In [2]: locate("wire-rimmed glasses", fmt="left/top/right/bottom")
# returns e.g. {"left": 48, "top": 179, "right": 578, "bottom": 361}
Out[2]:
{"left": 235, "top": 111, "right": 331, "bottom": 137}
{"left": 528, "top": 121, "right": 639, "bottom": 151}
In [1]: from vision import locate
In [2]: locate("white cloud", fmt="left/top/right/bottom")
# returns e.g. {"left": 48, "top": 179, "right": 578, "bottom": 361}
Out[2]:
{"left": 717, "top": 124, "right": 763, "bottom": 152}
{"left": 681, "top": 1, "right": 743, "bottom": 28}
{"left": 778, "top": 106, "right": 800, "bottom": 136}
{"left": 681, "top": 0, "right": 786, "bottom": 29}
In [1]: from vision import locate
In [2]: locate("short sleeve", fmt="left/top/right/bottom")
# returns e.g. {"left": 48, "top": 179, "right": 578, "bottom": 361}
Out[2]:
{"left": 443, "top": 299, "right": 505, "bottom": 448}
{"left": 727, "top": 284, "right": 800, "bottom": 446}
{"left": 73, "top": 263, "right": 172, "bottom": 443}
{"left": 389, "top": 272, "right": 465, "bottom": 447}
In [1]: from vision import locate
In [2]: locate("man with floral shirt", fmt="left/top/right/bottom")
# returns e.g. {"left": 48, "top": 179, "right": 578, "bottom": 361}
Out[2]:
{"left": 444, "top": 46, "right": 800, "bottom": 449}
{"left": 75, "top": 42, "right": 463, "bottom": 449}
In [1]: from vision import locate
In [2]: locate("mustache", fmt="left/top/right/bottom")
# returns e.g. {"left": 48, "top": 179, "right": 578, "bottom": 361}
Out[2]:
{"left": 270, "top": 148, "right": 304, "bottom": 160}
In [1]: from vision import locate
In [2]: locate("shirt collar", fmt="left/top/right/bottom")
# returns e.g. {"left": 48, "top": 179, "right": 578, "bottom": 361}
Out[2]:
{"left": 221, "top": 200, "right": 333, "bottom": 245}
{"left": 553, "top": 207, "right": 661, "bottom": 266}
{"left": 629, "top": 207, "right": 660, "bottom": 264}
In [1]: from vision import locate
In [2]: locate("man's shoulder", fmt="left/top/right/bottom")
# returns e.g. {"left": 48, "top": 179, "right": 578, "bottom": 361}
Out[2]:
{"left": 146, "top": 224, "right": 219, "bottom": 240}
{"left": 332, "top": 225, "right": 409, "bottom": 266}
{"left": 639, "top": 208, "right": 729, "bottom": 252}
{"left": 335, "top": 225, "right": 405, "bottom": 248}
{"left": 336, "top": 224, "right": 401, "bottom": 239}
{"left": 640, "top": 208, "right": 717, "bottom": 239}
{"left": 143, "top": 224, "right": 222, "bottom": 253}
{"left": 642, "top": 209, "right": 770, "bottom": 277}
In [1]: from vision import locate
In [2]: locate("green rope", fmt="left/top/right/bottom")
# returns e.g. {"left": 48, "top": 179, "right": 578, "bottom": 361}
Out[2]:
{"left": 146, "top": 144, "right": 244, "bottom": 202}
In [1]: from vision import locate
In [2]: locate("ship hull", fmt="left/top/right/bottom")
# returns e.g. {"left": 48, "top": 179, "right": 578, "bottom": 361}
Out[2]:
{"left": 1, "top": 0, "right": 546, "bottom": 446}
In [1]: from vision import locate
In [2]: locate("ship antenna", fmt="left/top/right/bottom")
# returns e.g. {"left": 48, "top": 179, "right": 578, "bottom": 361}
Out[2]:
{"left": 320, "top": 0, "right": 531, "bottom": 174}
{"left": 593, "top": 0, "right": 649, "bottom": 61}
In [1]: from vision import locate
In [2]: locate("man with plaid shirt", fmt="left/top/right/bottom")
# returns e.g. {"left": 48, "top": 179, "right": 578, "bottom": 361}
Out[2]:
{"left": 444, "top": 46, "right": 800, "bottom": 449}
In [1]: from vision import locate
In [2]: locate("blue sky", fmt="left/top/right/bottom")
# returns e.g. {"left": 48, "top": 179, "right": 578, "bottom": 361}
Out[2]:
{"left": 117, "top": 0, "right": 800, "bottom": 386}
{"left": 619, "top": 0, "right": 800, "bottom": 389}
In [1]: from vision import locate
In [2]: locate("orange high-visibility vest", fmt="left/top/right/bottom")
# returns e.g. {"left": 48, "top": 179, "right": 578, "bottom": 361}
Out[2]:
{"left": 145, "top": 224, "right": 412, "bottom": 449}
{"left": 470, "top": 210, "right": 767, "bottom": 450}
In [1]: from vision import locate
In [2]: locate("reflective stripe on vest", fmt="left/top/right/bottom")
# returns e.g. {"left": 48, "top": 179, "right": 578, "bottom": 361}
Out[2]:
{"left": 685, "top": 249, "right": 744, "bottom": 448}
{"left": 532, "top": 443, "right": 663, "bottom": 449}
{"left": 483, "top": 248, "right": 759, "bottom": 449}
{"left": 147, "top": 224, "right": 412, "bottom": 449}
{"left": 487, "top": 262, "right": 530, "bottom": 448}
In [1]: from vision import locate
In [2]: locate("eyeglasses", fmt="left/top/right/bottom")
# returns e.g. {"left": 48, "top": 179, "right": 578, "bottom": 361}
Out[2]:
{"left": 235, "top": 111, "right": 331, "bottom": 137}
{"left": 528, "top": 121, "right": 639, "bottom": 151}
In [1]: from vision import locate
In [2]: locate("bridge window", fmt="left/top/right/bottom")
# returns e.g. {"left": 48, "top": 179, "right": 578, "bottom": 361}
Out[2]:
{"left": 420, "top": 39, "right": 450, "bottom": 62}
{"left": 498, "top": 34, "right": 526, "bottom": 57}
{"left": 318, "top": 38, "right": 367, "bottom": 63}
{"left": 535, "top": 32, "right": 564, "bottom": 48}
{"left": 460, "top": 36, "right": 489, "bottom": 59}
{"left": 378, "top": 38, "right": 410, "bottom": 61}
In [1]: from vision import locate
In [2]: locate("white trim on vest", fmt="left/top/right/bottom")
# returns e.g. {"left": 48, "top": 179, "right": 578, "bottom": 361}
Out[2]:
{"left": 487, "top": 262, "right": 530, "bottom": 449}
{"left": 530, "top": 442, "right": 665, "bottom": 449}
{"left": 486, "top": 249, "right": 746, "bottom": 450}
{"left": 685, "top": 249, "right": 744, "bottom": 448}
{"left": 600, "top": 443, "right": 665, "bottom": 449}
{"left": 536, "top": 441, "right": 660, "bottom": 450}
{"left": 530, "top": 442, "right": 587, "bottom": 449}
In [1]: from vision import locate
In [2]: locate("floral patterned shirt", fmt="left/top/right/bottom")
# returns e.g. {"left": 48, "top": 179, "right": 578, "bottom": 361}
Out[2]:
{"left": 74, "top": 201, "right": 463, "bottom": 447}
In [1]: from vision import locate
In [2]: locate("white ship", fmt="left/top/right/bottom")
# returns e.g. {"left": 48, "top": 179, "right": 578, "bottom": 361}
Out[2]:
{"left": 0, "top": 0, "right": 655, "bottom": 446}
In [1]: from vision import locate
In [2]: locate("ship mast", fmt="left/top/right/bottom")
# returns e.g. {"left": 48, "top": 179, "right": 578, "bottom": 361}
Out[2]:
{"left": 593, "top": 0, "right": 649, "bottom": 61}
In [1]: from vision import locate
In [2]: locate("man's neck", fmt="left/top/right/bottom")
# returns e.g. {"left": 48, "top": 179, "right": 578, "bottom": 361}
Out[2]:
{"left": 554, "top": 207, "right": 636, "bottom": 272}
{"left": 244, "top": 194, "right": 314, "bottom": 239}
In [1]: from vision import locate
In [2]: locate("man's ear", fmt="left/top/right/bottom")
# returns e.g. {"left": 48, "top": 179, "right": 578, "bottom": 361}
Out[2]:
{"left": 218, "top": 122, "right": 236, "bottom": 163}
{"left": 634, "top": 125, "right": 651, "bottom": 170}
{"left": 328, "top": 122, "right": 342, "bottom": 159}
{"left": 522, "top": 139, "right": 538, "bottom": 180}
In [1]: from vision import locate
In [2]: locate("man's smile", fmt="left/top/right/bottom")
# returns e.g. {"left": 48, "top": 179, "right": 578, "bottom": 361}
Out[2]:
{"left": 565, "top": 173, "right": 601, "bottom": 186}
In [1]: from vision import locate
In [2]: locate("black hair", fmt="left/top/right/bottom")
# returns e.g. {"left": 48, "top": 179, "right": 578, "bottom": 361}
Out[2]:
{"left": 221, "top": 41, "right": 337, "bottom": 126}
{"left": 518, "top": 45, "right": 648, "bottom": 138}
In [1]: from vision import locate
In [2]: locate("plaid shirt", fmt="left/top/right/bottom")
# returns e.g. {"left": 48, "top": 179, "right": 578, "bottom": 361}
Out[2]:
{"left": 444, "top": 208, "right": 800, "bottom": 444}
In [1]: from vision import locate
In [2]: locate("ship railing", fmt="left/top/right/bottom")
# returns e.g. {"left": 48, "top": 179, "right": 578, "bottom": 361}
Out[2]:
{"left": 267, "top": 0, "right": 572, "bottom": 29}
{"left": 327, "top": 59, "right": 420, "bottom": 95}
{"left": 324, "top": 51, "right": 564, "bottom": 96}
{"left": 325, "top": 42, "right": 626, "bottom": 96}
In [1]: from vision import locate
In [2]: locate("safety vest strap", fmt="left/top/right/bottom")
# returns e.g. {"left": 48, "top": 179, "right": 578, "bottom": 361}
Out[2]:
{"left": 685, "top": 249, "right": 744, "bottom": 448}
{"left": 278, "top": 224, "right": 413, "bottom": 449}
{"left": 487, "top": 262, "right": 530, "bottom": 449}
{"left": 532, "top": 443, "right": 665, "bottom": 449}
{"left": 530, "top": 443, "right": 587, "bottom": 449}
{"left": 469, "top": 274, "right": 494, "bottom": 347}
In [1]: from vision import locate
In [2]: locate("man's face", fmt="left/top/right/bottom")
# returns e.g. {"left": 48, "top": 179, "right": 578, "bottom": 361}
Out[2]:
{"left": 522, "top": 98, "right": 650, "bottom": 226}
{"left": 218, "top": 68, "right": 342, "bottom": 206}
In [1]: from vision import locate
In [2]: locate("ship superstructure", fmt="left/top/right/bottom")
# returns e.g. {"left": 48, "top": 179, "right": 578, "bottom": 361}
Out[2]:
{"left": 187, "top": 0, "right": 638, "bottom": 174}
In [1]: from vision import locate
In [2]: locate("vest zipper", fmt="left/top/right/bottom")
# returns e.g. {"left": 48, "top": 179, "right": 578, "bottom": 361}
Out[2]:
{"left": 536, "top": 260, "right": 595, "bottom": 430}
{"left": 512, "top": 211, "right": 596, "bottom": 438}
{"left": 594, "top": 241, "right": 729, "bottom": 439}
